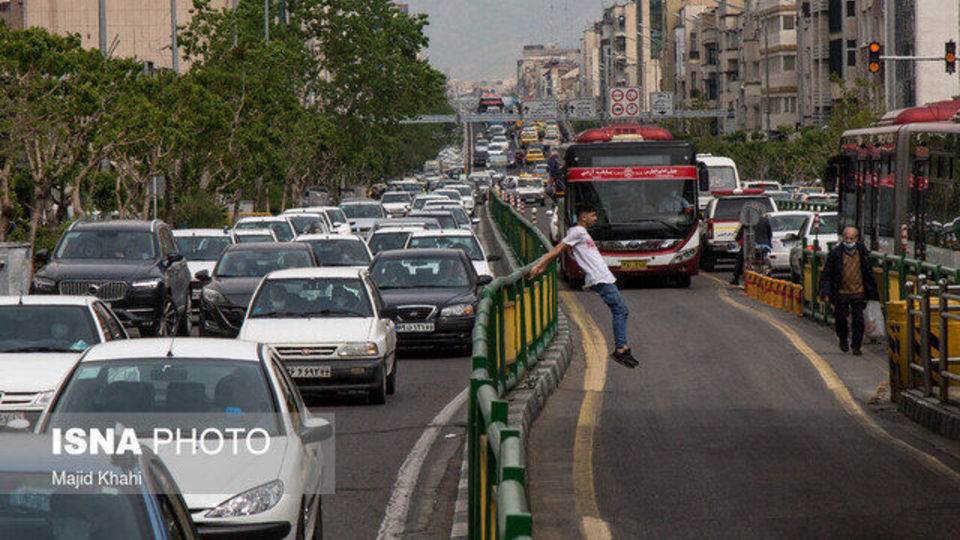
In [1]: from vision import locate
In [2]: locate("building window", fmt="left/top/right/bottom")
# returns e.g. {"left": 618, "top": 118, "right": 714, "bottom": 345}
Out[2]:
{"left": 782, "top": 15, "right": 795, "bottom": 30}
{"left": 705, "top": 43, "right": 719, "bottom": 65}
{"left": 782, "top": 55, "right": 796, "bottom": 71}
{"left": 846, "top": 0, "right": 856, "bottom": 17}
{"left": 847, "top": 50, "right": 856, "bottom": 66}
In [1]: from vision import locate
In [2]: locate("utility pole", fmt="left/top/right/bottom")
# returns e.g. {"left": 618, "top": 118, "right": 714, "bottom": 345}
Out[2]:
{"left": 233, "top": 0, "right": 238, "bottom": 47}
{"left": 264, "top": 0, "right": 270, "bottom": 43}
{"left": 796, "top": 3, "right": 804, "bottom": 126}
{"left": 170, "top": 0, "right": 179, "bottom": 73}
{"left": 763, "top": 17, "right": 771, "bottom": 134}
{"left": 884, "top": 0, "right": 895, "bottom": 110}
{"left": 98, "top": 0, "right": 107, "bottom": 58}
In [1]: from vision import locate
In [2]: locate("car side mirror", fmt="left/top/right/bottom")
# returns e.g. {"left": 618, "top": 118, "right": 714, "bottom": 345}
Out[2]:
{"left": 300, "top": 416, "right": 333, "bottom": 444}
{"left": 167, "top": 253, "right": 184, "bottom": 264}
{"left": 477, "top": 275, "right": 493, "bottom": 286}
{"left": 35, "top": 248, "right": 49, "bottom": 264}
{"left": 783, "top": 233, "right": 799, "bottom": 242}
{"left": 195, "top": 270, "right": 211, "bottom": 282}
{"left": 487, "top": 254, "right": 501, "bottom": 262}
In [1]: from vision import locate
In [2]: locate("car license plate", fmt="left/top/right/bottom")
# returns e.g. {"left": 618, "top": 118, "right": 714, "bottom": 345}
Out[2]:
{"left": 397, "top": 322, "right": 435, "bottom": 333}
{"left": 286, "top": 366, "right": 332, "bottom": 379}
{"left": 192, "top": 289, "right": 202, "bottom": 300}
{"left": 0, "top": 411, "right": 26, "bottom": 428}
{"left": 621, "top": 260, "right": 648, "bottom": 270}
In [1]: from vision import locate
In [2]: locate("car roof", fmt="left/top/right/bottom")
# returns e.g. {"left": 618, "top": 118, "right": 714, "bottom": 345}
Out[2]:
{"left": 409, "top": 229, "right": 475, "bottom": 238}
{"left": 266, "top": 267, "right": 365, "bottom": 280}
{"left": 235, "top": 216, "right": 289, "bottom": 223}
{"left": 375, "top": 247, "right": 467, "bottom": 260}
{"left": 172, "top": 228, "right": 231, "bottom": 237}
{"left": 233, "top": 229, "right": 274, "bottom": 235}
{"left": 0, "top": 295, "right": 97, "bottom": 307}
{"left": 80, "top": 338, "right": 263, "bottom": 363}
{"left": 381, "top": 191, "right": 411, "bottom": 196}
{"left": 71, "top": 219, "right": 157, "bottom": 232}
{"left": 224, "top": 241, "right": 311, "bottom": 252}
{"left": 372, "top": 227, "right": 423, "bottom": 234}
{"left": 295, "top": 233, "right": 364, "bottom": 242}
{"left": 341, "top": 199, "right": 380, "bottom": 205}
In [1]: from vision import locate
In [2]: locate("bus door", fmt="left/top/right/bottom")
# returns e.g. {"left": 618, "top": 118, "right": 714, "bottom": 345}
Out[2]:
{"left": 911, "top": 147, "right": 931, "bottom": 260}
{"left": 858, "top": 154, "right": 878, "bottom": 249}
{"left": 832, "top": 153, "right": 857, "bottom": 230}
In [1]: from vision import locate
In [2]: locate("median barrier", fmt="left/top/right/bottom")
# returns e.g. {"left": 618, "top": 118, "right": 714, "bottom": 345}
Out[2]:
{"left": 743, "top": 271, "right": 801, "bottom": 316}
{"left": 468, "top": 190, "right": 557, "bottom": 539}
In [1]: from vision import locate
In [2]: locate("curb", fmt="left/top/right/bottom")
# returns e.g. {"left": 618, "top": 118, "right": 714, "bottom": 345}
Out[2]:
{"left": 449, "top": 201, "right": 573, "bottom": 540}
{"left": 898, "top": 390, "right": 960, "bottom": 440}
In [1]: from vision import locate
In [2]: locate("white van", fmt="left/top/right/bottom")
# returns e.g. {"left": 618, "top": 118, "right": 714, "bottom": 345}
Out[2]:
{"left": 696, "top": 154, "right": 741, "bottom": 210}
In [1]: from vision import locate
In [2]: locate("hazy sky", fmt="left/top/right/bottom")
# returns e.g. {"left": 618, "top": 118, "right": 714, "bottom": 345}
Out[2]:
{"left": 406, "top": 0, "right": 604, "bottom": 81}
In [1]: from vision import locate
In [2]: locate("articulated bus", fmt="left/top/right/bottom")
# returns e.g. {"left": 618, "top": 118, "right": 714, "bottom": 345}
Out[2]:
{"left": 558, "top": 124, "right": 705, "bottom": 288}
{"left": 831, "top": 100, "right": 960, "bottom": 269}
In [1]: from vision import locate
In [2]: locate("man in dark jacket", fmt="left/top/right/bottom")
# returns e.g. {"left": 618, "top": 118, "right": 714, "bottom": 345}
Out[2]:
{"left": 730, "top": 211, "right": 773, "bottom": 285}
{"left": 818, "top": 227, "right": 879, "bottom": 355}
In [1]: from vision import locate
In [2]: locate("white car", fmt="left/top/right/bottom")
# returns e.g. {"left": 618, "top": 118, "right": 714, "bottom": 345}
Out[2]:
{"left": 340, "top": 200, "right": 386, "bottom": 236}
{"left": 286, "top": 206, "right": 352, "bottom": 235}
{"left": 232, "top": 228, "right": 278, "bottom": 244}
{"left": 515, "top": 177, "right": 546, "bottom": 205}
{"left": 173, "top": 229, "right": 236, "bottom": 313}
{"left": 412, "top": 194, "right": 447, "bottom": 211}
{"left": 239, "top": 267, "right": 397, "bottom": 403}
{"left": 0, "top": 296, "right": 127, "bottom": 429}
{"left": 367, "top": 226, "right": 424, "bottom": 256}
{"left": 404, "top": 230, "right": 498, "bottom": 278}
{"left": 282, "top": 212, "right": 330, "bottom": 236}
{"left": 444, "top": 184, "right": 476, "bottom": 215}
{"left": 380, "top": 191, "right": 413, "bottom": 217}
{"left": 38, "top": 338, "right": 330, "bottom": 539}
{"left": 789, "top": 212, "right": 840, "bottom": 282}
{"left": 765, "top": 211, "right": 813, "bottom": 271}
{"left": 233, "top": 216, "right": 297, "bottom": 242}
{"left": 295, "top": 233, "right": 373, "bottom": 268}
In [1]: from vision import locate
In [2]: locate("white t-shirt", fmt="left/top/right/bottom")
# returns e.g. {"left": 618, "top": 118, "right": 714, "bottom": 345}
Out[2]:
{"left": 561, "top": 226, "right": 616, "bottom": 289}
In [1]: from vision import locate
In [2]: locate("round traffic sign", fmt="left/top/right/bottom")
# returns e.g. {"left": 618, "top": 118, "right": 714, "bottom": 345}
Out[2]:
{"left": 625, "top": 102, "right": 639, "bottom": 116}
{"left": 625, "top": 88, "right": 639, "bottom": 102}
{"left": 611, "top": 103, "right": 625, "bottom": 116}
{"left": 739, "top": 204, "right": 763, "bottom": 227}
{"left": 611, "top": 89, "right": 624, "bottom": 102}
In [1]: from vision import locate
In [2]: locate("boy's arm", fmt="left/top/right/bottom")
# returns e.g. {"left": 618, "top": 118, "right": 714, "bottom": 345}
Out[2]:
{"left": 526, "top": 242, "right": 568, "bottom": 279}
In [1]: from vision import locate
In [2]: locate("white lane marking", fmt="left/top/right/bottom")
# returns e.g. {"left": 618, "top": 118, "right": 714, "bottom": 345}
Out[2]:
{"left": 376, "top": 387, "right": 469, "bottom": 539}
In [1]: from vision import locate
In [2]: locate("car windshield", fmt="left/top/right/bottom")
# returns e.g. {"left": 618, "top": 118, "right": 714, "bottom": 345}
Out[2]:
{"left": 714, "top": 198, "right": 776, "bottom": 221}
{"left": 518, "top": 180, "right": 541, "bottom": 189}
{"left": 451, "top": 186, "right": 472, "bottom": 197}
{"left": 407, "top": 235, "right": 483, "bottom": 260}
{"left": 435, "top": 191, "right": 461, "bottom": 201}
{"left": 235, "top": 233, "right": 274, "bottom": 243}
{"left": 235, "top": 220, "right": 294, "bottom": 242}
{"left": 341, "top": 204, "right": 383, "bottom": 219}
{"left": 55, "top": 231, "right": 155, "bottom": 260}
{"left": 250, "top": 278, "right": 372, "bottom": 318}
{"left": 48, "top": 358, "right": 281, "bottom": 435}
{"left": 174, "top": 235, "right": 232, "bottom": 261}
{"left": 299, "top": 239, "right": 371, "bottom": 266}
{"left": 0, "top": 487, "right": 151, "bottom": 539}
{"left": 325, "top": 209, "right": 348, "bottom": 225}
{"left": 413, "top": 198, "right": 441, "bottom": 210}
{"left": 370, "top": 257, "right": 471, "bottom": 289}
{"left": 769, "top": 214, "right": 809, "bottom": 232}
{"left": 412, "top": 214, "right": 456, "bottom": 229}
{"left": 214, "top": 249, "right": 313, "bottom": 278}
{"left": 287, "top": 215, "right": 324, "bottom": 235}
{"left": 810, "top": 214, "right": 839, "bottom": 235}
{"left": 570, "top": 179, "right": 698, "bottom": 239}
{"left": 381, "top": 193, "right": 412, "bottom": 204}
{"left": 0, "top": 306, "right": 99, "bottom": 352}
{"left": 369, "top": 231, "right": 411, "bottom": 255}
{"left": 706, "top": 166, "right": 737, "bottom": 191}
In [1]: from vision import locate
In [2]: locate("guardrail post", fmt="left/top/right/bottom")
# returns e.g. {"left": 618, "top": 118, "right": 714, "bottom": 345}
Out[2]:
{"left": 920, "top": 280, "right": 933, "bottom": 396}
{"left": 939, "top": 279, "right": 950, "bottom": 404}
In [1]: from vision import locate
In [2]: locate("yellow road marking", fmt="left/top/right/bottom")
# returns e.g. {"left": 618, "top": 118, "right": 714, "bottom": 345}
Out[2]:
{"left": 561, "top": 291, "right": 614, "bottom": 540}
{"left": 714, "top": 284, "right": 960, "bottom": 483}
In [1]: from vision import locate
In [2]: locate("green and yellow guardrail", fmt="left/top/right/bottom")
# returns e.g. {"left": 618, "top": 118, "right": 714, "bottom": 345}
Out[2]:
{"left": 775, "top": 200, "right": 838, "bottom": 213}
{"left": 469, "top": 190, "right": 557, "bottom": 539}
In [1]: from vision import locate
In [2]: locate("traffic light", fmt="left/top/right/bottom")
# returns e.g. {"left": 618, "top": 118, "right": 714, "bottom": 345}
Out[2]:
{"left": 946, "top": 40, "right": 956, "bottom": 74}
{"left": 868, "top": 41, "right": 882, "bottom": 73}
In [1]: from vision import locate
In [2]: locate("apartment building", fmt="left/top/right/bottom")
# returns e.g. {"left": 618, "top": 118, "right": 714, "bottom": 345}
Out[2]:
{"left": 516, "top": 44, "right": 580, "bottom": 99}
{"left": 0, "top": 0, "right": 230, "bottom": 72}
{"left": 742, "top": 1, "right": 798, "bottom": 131}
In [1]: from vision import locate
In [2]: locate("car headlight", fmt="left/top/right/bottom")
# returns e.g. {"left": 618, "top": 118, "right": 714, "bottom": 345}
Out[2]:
{"left": 205, "top": 480, "right": 284, "bottom": 518}
{"left": 32, "top": 277, "right": 56, "bottom": 290}
{"left": 440, "top": 304, "right": 474, "bottom": 318}
{"left": 339, "top": 342, "right": 379, "bottom": 357}
{"left": 672, "top": 247, "right": 698, "bottom": 264}
{"left": 202, "top": 288, "right": 228, "bottom": 305}
{"left": 131, "top": 278, "right": 162, "bottom": 289}
{"left": 32, "top": 390, "right": 56, "bottom": 407}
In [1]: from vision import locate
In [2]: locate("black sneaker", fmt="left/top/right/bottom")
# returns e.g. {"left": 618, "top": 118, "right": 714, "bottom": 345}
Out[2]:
{"left": 839, "top": 340, "right": 850, "bottom": 353}
{"left": 612, "top": 348, "right": 639, "bottom": 368}
{"left": 852, "top": 348, "right": 862, "bottom": 356}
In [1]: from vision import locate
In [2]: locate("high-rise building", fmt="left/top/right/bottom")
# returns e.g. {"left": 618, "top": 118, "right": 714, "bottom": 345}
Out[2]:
{"left": 516, "top": 44, "right": 580, "bottom": 99}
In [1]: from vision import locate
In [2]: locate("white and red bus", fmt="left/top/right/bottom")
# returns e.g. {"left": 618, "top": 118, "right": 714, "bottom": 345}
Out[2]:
{"left": 558, "top": 124, "right": 705, "bottom": 287}
{"left": 477, "top": 93, "right": 504, "bottom": 113}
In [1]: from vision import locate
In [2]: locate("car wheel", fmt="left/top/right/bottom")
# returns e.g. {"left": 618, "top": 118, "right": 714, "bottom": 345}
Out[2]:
{"left": 370, "top": 364, "right": 387, "bottom": 405}
{"left": 143, "top": 297, "right": 177, "bottom": 337}
{"left": 386, "top": 357, "right": 397, "bottom": 395}
{"left": 176, "top": 296, "right": 192, "bottom": 336}
{"left": 675, "top": 275, "right": 692, "bottom": 288}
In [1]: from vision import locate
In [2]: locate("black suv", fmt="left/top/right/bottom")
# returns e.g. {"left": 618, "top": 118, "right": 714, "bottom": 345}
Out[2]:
{"left": 31, "top": 220, "right": 192, "bottom": 336}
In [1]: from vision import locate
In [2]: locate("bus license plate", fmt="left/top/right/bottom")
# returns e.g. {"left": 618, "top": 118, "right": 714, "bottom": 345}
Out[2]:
{"left": 287, "top": 366, "right": 332, "bottom": 379}
{"left": 0, "top": 411, "right": 26, "bottom": 427}
{"left": 621, "top": 260, "right": 648, "bottom": 270}
{"left": 397, "top": 322, "right": 435, "bottom": 333}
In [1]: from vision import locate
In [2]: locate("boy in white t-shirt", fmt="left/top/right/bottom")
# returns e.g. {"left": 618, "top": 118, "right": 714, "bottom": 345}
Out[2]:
{"left": 528, "top": 203, "right": 638, "bottom": 368}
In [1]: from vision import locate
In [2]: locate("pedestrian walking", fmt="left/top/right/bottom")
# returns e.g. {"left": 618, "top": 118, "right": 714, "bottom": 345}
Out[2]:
{"left": 730, "top": 208, "right": 772, "bottom": 285}
{"left": 818, "top": 227, "right": 878, "bottom": 355}
{"left": 527, "top": 203, "right": 638, "bottom": 368}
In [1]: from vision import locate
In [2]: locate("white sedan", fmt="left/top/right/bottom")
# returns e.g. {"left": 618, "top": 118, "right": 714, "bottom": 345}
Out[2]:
{"left": 239, "top": 267, "right": 397, "bottom": 404}
{"left": 403, "top": 229, "right": 498, "bottom": 279}
{"left": 766, "top": 211, "right": 812, "bottom": 271}
{"left": 38, "top": 338, "right": 330, "bottom": 540}
{"left": 233, "top": 216, "right": 298, "bottom": 242}
{"left": 295, "top": 233, "right": 373, "bottom": 268}
{"left": 0, "top": 295, "right": 127, "bottom": 430}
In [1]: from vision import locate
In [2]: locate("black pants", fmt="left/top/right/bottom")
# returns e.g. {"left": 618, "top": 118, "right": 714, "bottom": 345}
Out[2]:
{"left": 835, "top": 298, "right": 866, "bottom": 349}
{"left": 732, "top": 251, "right": 744, "bottom": 282}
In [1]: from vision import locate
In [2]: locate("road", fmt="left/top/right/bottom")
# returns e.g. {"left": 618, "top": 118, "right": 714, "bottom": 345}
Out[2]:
{"left": 520, "top": 201, "right": 960, "bottom": 539}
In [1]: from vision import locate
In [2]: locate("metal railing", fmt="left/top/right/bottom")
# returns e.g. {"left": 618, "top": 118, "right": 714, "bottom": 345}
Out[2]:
{"left": 898, "top": 278, "right": 960, "bottom": 406}
{"left": 469, "top": 190, "right": 558, "bottom": 539}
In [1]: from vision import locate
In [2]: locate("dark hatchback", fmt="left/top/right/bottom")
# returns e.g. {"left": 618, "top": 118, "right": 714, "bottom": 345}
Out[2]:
{"left": 30, "top": 220, "right": 192, "bottom": 337}
{"left": 196, "top": 242, "right": 317, "bottom": 337}
{"left": 368, "top": 248, "right": 490, "bottom": 352}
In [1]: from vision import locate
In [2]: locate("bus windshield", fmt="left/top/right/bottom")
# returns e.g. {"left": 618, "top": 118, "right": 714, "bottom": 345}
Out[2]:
{"left": 707, "top": 166, "right": 737, "bottom": 191}
{"left": 570, "top": 179, "right": 697, "bottom": 240}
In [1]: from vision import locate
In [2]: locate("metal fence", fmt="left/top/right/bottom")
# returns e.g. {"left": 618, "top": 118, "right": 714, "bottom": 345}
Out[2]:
{"left": 469, "top": 191, "right": 558, "bottom": 539}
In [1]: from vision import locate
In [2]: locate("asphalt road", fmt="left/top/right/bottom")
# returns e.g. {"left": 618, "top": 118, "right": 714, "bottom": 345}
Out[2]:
{"left": 521, "top": 201, "right": 960, "bottom": 539}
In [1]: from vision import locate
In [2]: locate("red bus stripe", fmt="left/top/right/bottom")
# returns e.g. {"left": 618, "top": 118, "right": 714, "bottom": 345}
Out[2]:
{"left": 567, "top": 166, "right": 697, "bottom": 181}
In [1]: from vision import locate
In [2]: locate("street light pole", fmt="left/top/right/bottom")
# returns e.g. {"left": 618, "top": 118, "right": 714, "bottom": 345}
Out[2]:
{"left": 170, "top": 0, "right": 179, "bottom": 73}
{"left": 264, "top": 0, "right": 270, "bottom": 43}
{"left": 98, "top": 0, "right": 107, "bottom": 58}
{"left": 763, "top": 18, "right": 771, "bottom": 134}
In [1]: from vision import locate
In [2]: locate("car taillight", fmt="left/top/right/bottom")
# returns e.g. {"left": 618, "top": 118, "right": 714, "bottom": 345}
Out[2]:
{"left": 706, "top": 221, "right": 714, "bottom": 239}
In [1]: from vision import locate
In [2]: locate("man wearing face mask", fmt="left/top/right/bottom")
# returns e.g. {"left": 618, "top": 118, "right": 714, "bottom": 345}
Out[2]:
{"left": 819, "top": 227, "right": 878, "bottom": 355}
